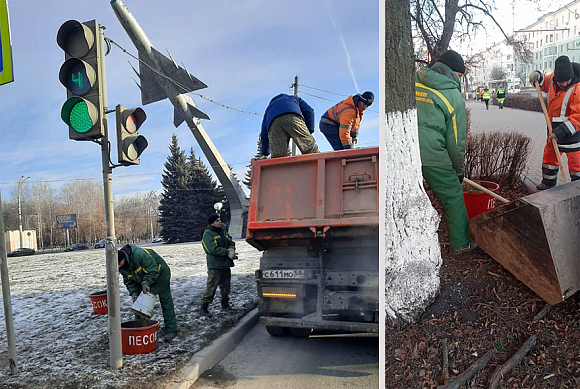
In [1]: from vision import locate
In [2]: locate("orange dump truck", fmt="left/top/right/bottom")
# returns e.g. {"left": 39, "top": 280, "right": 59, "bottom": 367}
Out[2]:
{"left": 246, "top": 147, "right": 379, "bottom": 336}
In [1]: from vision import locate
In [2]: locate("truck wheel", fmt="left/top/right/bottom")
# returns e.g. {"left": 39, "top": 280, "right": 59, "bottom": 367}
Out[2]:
{"left": 289, "top": 328, "right": 312, "bottom": 338}
{"left": 266, "top": 325, "right": 287, "bottom": 336}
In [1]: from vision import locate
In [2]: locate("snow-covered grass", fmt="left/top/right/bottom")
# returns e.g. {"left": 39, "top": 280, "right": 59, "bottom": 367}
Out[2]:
{"left": 0, "top": 240, "right": 261, "bottom": 388}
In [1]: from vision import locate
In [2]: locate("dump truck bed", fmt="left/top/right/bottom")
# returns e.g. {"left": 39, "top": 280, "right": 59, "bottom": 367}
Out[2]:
{"left": 246, "top": 147, "right": 379, "bottom": 248}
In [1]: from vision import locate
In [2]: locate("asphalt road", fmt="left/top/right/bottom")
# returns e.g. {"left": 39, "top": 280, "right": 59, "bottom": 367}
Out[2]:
{"left": 189, "top": 324, "right": 379, "bottom": 389}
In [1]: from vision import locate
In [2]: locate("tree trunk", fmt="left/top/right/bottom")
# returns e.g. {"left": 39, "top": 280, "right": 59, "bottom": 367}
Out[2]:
{"left": 385, "top": 0, "right": 442, "bottom": 325}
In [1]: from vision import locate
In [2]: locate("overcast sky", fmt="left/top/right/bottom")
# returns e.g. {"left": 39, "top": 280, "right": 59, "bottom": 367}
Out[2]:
{"left": 0, "top": 0, "right": 379, "bottom": 199}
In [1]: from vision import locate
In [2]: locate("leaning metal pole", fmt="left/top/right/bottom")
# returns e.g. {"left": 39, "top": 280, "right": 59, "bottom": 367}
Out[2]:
{"left": 0, "top": 191, "right": 17, "bottom": 374}
{"left": 185, "top": 120, "right": 248, "bottom": 239}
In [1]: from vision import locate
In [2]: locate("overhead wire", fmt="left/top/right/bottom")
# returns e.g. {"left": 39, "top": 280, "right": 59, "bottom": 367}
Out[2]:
{"left": 296, "top": 83, "right": 379, "bottom": 114}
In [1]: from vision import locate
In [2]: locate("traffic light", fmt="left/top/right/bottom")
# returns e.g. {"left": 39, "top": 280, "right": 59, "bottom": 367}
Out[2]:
{"left": 57, "top": 20, "right": 105, "bottom": 141}
{"left": 116, "top": 104, "right": 148, "bottom": 166}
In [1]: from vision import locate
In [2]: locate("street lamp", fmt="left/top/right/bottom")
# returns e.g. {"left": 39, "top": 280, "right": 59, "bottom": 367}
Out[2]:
{"left": 16, "top": 176, "right": 30, "bottom": 249}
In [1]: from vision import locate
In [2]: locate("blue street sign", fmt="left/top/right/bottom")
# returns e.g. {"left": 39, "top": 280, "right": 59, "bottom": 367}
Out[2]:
{"left": 56, "top": 214, "right": 77, "bottom": 229}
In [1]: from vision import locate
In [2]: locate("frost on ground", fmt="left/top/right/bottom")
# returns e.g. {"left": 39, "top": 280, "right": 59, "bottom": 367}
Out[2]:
{"left": 0, "top": 240, "right": 261, "bottom": 388}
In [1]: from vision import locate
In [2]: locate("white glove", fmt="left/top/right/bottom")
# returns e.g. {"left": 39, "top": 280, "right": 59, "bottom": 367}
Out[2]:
{"left": 352, "top": 138, "right": 358, "bottom": 146}
{"left": 529, "top": 71, "right": 543, "bottom": 85}
{"left": 227, "top": 248, "right": 235, "bottom": 259}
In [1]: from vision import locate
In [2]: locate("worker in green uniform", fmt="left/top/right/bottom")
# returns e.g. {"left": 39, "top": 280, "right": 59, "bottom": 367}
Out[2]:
{"left": 496, "top": 84, "right": 506, "bottom": 109}
{"left": 200, "top": 214, "right": 236, "bottom": 317}
{"left": 415, "top": 49, "right": 477, "bottom": 254}
{"left": 118, "top": 244, "right": 177, "bottom": 341}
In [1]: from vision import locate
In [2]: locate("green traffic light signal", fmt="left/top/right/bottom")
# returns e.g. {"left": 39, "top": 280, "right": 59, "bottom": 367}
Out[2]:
{"left": 69, "top": 101, "right": 92, "bottom": 132}
{"left": 61, "top": 97, "right": 99, "bottom": 137}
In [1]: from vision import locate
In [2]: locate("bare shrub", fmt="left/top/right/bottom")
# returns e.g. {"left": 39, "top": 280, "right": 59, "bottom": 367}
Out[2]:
{"left": 464, "top": 132, "right": 532, "bottom": 188}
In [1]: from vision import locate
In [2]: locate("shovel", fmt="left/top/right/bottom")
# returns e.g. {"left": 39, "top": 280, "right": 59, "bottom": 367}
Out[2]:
{"left": 463, "top": 177, "right": 509, "bottom": 204}
{"left": 534, "top": 81, "right": 568, "bottom": 184}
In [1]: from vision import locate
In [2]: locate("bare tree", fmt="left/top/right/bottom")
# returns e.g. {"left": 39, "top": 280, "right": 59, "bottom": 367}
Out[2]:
{"left": 411, "top": 0, "right": 531, "bottom": 65}
{"left": 490, "top": 65, "right": 507, "bottom": 81}
{"left": 2, "top": 178, "right": 161, "bottom": 248}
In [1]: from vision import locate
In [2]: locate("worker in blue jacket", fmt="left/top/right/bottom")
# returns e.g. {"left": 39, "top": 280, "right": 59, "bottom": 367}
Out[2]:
{"left": 260, "top": 94, "right": 319, "bottom": 158}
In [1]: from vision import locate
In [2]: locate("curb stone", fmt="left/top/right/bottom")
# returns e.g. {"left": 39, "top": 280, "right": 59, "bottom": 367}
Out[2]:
{"left": 165, "top": 308, "right": 260, "bottom": 389}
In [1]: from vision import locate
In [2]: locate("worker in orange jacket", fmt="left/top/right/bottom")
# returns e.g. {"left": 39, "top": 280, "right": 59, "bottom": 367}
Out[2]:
{"left": 319, "top": 91, "right": 373, "bottom": 150}
{"left": 529, "top": 55, "right": 580, "bottom": 190}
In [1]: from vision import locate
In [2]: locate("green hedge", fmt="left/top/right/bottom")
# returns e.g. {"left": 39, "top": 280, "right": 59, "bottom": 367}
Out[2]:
{"left": 491, "top": 93, "right": 548, "bottom": 112}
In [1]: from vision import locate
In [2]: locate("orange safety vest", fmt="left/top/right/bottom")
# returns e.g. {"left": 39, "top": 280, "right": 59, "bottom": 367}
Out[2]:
{"left": 324, "top": 95, "right": 363, "bottom": 147}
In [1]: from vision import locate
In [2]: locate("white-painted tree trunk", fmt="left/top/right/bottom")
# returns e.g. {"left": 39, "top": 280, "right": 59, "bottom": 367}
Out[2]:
{"left": 385, "top": 109, "right": 442, "bottom": 325}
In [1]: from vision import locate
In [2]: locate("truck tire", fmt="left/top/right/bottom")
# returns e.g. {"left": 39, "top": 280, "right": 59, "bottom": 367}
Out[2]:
{"left": 289, "top": 328, "right": 312, "bottom": 338}
{"left": 266, "top": 325, "right": 287, "bottom": 336}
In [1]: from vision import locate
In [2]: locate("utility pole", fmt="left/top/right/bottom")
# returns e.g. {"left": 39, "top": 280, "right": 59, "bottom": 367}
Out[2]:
{"left": 0, "top": 191, "right": 17, "bottom": 374}
{"left": 96, "top": 25, "right": 123, "bottom": 370}
{"left": 16, "top": 176, "right": 30, "bottom": 249}
{"left": 291, "top": 75, "right": 299, "bottom": 156}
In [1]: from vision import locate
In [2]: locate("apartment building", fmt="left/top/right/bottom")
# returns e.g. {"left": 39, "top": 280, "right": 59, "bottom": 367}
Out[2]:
{"left": 517, "top": 0, "right": 580, "bottom": 78}
{"left": 469, "top": 1, "right": 580, "bottom": 93}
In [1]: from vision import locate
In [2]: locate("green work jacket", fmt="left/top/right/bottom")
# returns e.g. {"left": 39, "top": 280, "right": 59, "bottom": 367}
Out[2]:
{"left": 119, "top": 244, "right": 170, "bottom": 295}
{"left": 202, "top": 225, "right": 235, "bottom": 269}
{"left": 415, "top": 62, "right": 467, "bottom": 175}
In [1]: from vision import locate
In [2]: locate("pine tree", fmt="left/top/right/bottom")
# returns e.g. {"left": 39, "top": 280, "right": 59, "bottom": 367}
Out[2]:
{"left": 158, "top": 134, "right": 192, "bottom": 243}
{"left": 187, "top": 151, "right": 227, "bottom": 240}
{"left": 243, "top": 136, "right": 261, "bottom": 190}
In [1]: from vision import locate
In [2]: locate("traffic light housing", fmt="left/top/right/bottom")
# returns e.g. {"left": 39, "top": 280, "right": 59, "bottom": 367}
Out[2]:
{"left": 57, "top": 20, "right": 105, "bottom": 141}
{"left": 116, "top": 105, "right": 148, "bottom": 166}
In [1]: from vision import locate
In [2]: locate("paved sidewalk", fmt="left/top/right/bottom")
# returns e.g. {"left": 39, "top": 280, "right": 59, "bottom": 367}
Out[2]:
{"left": 466, "top": 99, "right": 570, "bottom": 191}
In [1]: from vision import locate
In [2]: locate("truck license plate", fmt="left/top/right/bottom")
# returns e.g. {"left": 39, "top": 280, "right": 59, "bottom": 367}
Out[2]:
{"left": 263, "top": 269, "right": 305, "bottom": 279}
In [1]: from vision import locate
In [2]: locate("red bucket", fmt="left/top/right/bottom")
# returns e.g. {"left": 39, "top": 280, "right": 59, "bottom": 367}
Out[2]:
{"left": 121, "top": 320, "right": 159, "bottom": 354}
{"left": 89, "top": 291, "right": 108, "bottom": 314}
{"left": 463, "top": 180, "right": 500, "bottom": 219}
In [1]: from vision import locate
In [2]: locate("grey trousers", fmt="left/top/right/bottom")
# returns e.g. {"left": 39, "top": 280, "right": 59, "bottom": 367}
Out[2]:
{"left": 268, "top": 114, "right": 319, "bottom": 158}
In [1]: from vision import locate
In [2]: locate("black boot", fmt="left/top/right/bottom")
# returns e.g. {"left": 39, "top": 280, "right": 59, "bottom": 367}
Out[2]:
{"left": 536, "top": 183, "right": 555, "bottom": 191}
{"left": 221, "top": 299, "right": 230, "bottom": 310}
{"left": 200, "top": 302, "right": 212, "bottom": 317}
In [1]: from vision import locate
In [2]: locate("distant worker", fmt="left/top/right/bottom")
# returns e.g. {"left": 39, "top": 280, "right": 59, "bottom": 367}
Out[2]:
{"left": 319, "top": 91, "right": 374, "bottom": 150}
{"left": 415, "top": 49, "right": 477, "bottom": 254}
{"left": 118, "top": 244, "right": 177, "bottom": 341}
{"left": 496, "top": 84, "right": 506, "bottom": 109}
{"left": 479, "top": 87, "right": 484, "bottom": 101}
{"left": 260, "top": 94, "right": 319, "bottom": 158}
{"left": 482, "top": 87, "right": 491, "bottom": 110}
{"left": 200, "top": 214, "right": 237, "bottom": 317}
{"left": 529, "top": 55, "right": 580, "bottom": 190}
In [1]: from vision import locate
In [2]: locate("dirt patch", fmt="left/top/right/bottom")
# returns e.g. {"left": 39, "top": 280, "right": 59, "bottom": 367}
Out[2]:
{"left": 386, "top": 183, "right": 580, "bottom": 388}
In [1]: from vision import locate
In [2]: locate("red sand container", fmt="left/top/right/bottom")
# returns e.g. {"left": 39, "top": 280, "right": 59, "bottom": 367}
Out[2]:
{"left": 88, "top": 291, "right": 108, "bottom": 314}
{"left": 463, "top": 180, "right": 500, "bottom": 219}
{"left": 121, "top": 320, "right": 159, "bottom": 354}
